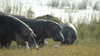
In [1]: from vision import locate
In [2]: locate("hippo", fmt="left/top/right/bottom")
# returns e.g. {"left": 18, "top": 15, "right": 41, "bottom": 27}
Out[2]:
{"left": 0, "top": 13, "right": 39, "bottom": 49}
{"left": 15, "top": 18, "right": 64, "bottom": 46}
{"left": 7, "top": 14, "right": 64, "bottom": 46}
{"left": 61, "top": 23, "right": 77, "bottom": 45}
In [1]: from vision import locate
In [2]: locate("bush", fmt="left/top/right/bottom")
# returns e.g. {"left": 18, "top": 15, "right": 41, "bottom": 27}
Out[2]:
{"left": 26, "top": 7, "right": 35, "bottom": 19}
{"left": 92, "top": 1, "right": 100, "bottom": 10}
{"left": 76, "top": 16, "right": 100, "bottom": 40}
{"left": 35, "top": 14, "right": 63, "bottom": 25}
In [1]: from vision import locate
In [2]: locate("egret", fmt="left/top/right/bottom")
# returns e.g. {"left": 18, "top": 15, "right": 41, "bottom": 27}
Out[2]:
{"left": 25, "top": 41, "right": 30, "bottom": 51}
{"left": 53, "top": 45, "right": 60, "bottom": 48}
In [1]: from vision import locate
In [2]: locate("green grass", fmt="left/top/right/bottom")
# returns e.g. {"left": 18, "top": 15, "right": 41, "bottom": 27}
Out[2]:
{"left": 1, "top": 1, "right": 100, "bottom": 56}
{"left": 0, "top": 38, "right": 100, "bottom": 56}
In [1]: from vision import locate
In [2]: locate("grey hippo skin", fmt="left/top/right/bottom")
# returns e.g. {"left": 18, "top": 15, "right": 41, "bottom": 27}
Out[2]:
{"left": 0, "top": 12, "right": 64, "bottom": 47}
{"left": 15, "top": 17, "right": 64, "bottom": 46}
{"left": 61, "top": 23, "right": 77, "bottom": 45}
{"left": 0, "top": 12, "right": 39, "bottom": 50}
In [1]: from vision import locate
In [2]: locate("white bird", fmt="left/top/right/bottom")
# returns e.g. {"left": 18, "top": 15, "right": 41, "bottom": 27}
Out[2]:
{"left": 25, "top": 41, "right": 30, "bottom": 51}
{"left": 53, "top": 45, "right": 60, "bottom": 48}
{"left": 44, "top": 40, "right": 48, "bottom": 45}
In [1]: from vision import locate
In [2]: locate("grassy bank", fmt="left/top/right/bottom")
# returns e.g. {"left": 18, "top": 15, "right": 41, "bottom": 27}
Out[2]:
{"left": 0, "top": 1, "right": 100, "bottom": 56}
{"left": 0, "top": 38, "right": 100, "bottom": 56}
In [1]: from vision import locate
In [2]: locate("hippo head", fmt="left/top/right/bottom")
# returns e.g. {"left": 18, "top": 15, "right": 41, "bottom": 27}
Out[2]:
{"left": 45, "top": 21, "right": 64, "bottom": 41}
{"left": 15, "top": 27, "right": 39, "bottom": 50}
{"left": 61, "top": 23, "right": 77, "bottom": 45}
{"left": 12, "top": 16, "right": 39, "bottom": 50}
{"left": 61, "top": 29, "right": 71, "bottom": 45}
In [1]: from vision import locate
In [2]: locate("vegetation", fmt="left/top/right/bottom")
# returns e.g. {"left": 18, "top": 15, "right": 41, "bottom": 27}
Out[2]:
{"left": 93, "top": 1, "right": 100, "bottom": 10}
{"left": 76, "top": 16, "right": 100, "bottom": 40}
{"left": 2, "top": 1, "right": 34, "bottom": 19}
{"left": 35, "top": 14, "right": 63, "bottom": 25}
{"left": 0, "top": 13, "right": 99, "bottom": 55}
{"left": 47, "top": 0, "right": 100, "bottom": 11}
{"left": 0, "top": 38, "right": 100, "bottom": 56}
{"left": 0, "top": 0, "right": 100, "bottom": 56}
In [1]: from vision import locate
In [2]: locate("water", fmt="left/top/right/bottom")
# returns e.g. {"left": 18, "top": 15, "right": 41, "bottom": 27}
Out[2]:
{"left": 0, "top": 0, "right": 100, "bottom": 23}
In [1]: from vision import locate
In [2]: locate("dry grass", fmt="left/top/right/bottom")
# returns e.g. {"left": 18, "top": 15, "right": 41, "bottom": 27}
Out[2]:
{"left": 0, "top": 38, "right": 100, "bottom": 56}
{"left": 0, "top": 1, "right": 100, "bottom": 56}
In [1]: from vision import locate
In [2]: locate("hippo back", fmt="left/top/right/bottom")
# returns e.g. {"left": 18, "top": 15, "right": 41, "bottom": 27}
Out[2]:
{"left": 62, "top": 23, "right": 77, "bottom": 34}
{"left": 0, "top": 12, "right": 64, "bottom": 46}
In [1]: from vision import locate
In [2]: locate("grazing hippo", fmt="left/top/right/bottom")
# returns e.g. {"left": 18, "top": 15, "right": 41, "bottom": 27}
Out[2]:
{"left": 7, "top": 14, "right": 64, "bottom": 46}
{"left": 16, "top": 18, "right": 64, "bottom": 46}
{"left": 0, "top": 14, "right": 39, "bottom": 49}
{"left": 61, "top": 23, "right": 77, "bottom": 45}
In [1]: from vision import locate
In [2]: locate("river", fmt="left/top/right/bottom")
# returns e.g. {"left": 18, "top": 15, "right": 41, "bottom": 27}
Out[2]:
{"left": 0, "top": 0, "right": 100, "bottom": 23}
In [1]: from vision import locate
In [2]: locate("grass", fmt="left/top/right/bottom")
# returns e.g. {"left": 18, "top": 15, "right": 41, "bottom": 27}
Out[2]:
{"left": 0, "top": 38, "right": 100, "bottom": 56}
{"left": 0, "top": 1, "right": 100, "bottom": 56}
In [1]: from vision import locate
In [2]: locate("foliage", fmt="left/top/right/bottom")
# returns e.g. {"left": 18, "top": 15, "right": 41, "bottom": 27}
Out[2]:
{"left": 78, "top": 0, "right": 87, "bottom": 9}
{"left": 35, "top": 14, "right": 63, "bottom": 25}
{"left": 75, "top": 16, "right": 100, "bottom": 40}
{"left": 0, "top": 1, "right": 100, "bottom": 56}
{"left": 2, "top": 1, "right": 34, "bottom": 19}
{"left": 92, "top": 1, "right": 100, "bottom": 10}
{"left": 26, "top": 7, "right": 35, "bottom": 19}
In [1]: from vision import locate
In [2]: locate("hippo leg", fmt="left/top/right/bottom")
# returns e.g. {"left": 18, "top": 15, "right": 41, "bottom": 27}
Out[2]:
{"left": 0, "top": 42, "right": 6, "bottom": 47}
{"left": 4, "top": 40, "right": 12, "bottom": 48}
{"left": 0, "top": 37, "right": 7, "bottom": 47}
{"left": 0, "top": 40, "right": 8, "bottom": 47}
{"left": 38, "top": 38, "right": 45, "bottom": 47}
{"left": 38, "top": 40, "right": 48, "bottom": 45}
{"left": 0, "top": 41, "right": 11, "bottom": 48}
{"left": 35, "top": 37, "right": 41, "bottom": 45}
{"left": 65, "top": 39, "right": 70, "bottom": 45}
{"left": 61, "top": 41, "right": 65, "bottom": 45}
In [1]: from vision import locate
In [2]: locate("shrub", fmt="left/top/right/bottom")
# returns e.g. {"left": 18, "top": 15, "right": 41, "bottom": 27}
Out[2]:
{"left": 92, "top": 1, "right": 100, "bottom": 10}
{"left": 35, "top": 14, "right": 63, "bottom": 25}
{"left": 76, "top": 15, "right": 100, "bottom": 40}
{"left": 26, "top": 7, "right": 35, "bottom": 19}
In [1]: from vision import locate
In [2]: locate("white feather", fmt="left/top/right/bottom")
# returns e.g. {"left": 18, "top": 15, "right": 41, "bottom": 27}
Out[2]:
{"left": 53, "top": 45, "right": 60, "bottom": 48}
{"left": 25, "top": 41, "right": 30, "bottom": 51}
